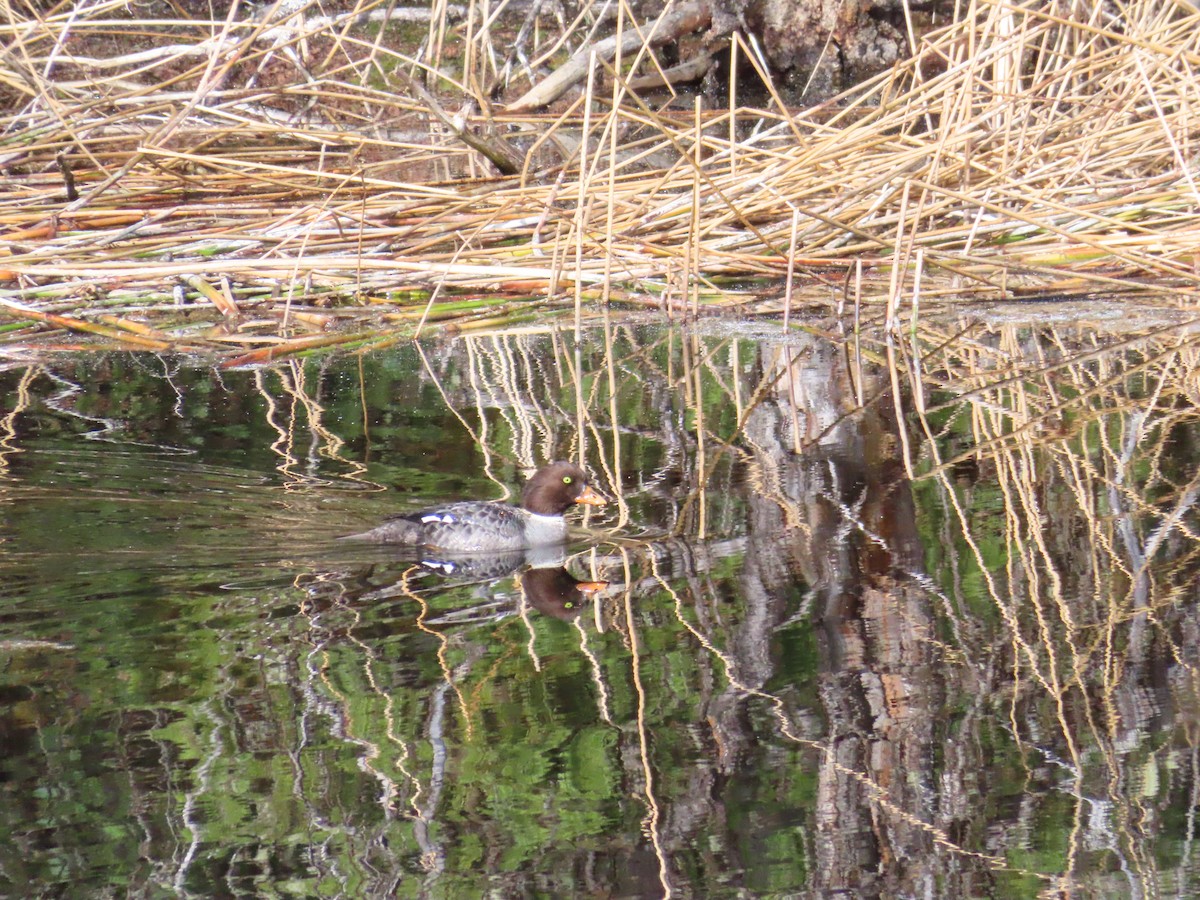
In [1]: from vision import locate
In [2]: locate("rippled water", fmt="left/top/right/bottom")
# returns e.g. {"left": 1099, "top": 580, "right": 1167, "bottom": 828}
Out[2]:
{"left": 2, "top": 318, "right": 1200, "bottom": 897}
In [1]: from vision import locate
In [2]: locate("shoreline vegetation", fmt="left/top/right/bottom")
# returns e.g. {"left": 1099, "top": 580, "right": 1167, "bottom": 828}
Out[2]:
{"left": 1, "top": 0, "right": 1198, "bottom": 361}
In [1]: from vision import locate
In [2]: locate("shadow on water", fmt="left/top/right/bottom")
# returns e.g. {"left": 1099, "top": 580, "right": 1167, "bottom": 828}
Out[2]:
{"left": 3, "top": 313, "right": 1200, "bottom": 896}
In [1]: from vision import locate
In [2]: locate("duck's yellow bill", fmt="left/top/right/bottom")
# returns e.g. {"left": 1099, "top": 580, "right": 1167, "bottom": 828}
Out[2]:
{"left": 575, "top": 485, "right": 607, "bottom": 507}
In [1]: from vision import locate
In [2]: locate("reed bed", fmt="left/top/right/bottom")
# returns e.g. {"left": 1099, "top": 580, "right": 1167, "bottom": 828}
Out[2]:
{"left": 1, "top": 0, "right": 1198, "bottom": 358}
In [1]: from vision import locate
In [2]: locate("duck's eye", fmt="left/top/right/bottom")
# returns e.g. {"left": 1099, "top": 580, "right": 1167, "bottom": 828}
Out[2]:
{"left": 563, "top": 476, "right": 573, "bottom": 485}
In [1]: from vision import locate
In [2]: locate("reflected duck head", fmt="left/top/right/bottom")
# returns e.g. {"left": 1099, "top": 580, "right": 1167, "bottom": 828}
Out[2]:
{"left": 522, "top": 566, "right": 608, "bottom": 620}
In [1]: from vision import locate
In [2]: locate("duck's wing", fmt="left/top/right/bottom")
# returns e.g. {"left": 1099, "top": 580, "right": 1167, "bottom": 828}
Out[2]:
{"left": 411, "top": 501, "right": 531, "bottom": 551}
{"left": 344, "top": 501, "right": 551, "bottom": 550}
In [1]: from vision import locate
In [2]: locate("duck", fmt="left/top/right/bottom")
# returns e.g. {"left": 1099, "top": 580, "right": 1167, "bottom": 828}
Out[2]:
{"left": 345, "top": 461, "right": 607, "bottom": 552}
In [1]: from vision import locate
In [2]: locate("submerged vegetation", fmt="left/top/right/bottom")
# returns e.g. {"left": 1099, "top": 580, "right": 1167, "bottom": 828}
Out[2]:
{"left": 0, "top": 0, "right": 1198, "bottom": 359}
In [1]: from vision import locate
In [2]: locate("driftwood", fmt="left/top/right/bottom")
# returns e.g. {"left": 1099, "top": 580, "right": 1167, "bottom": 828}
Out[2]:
{"left": 505, "top": 0, "right": 714, "bottom": 113}
{"left": 393, "top": 69, "right": 525, "bottom": 175}
{"left": 627, "top": 38, "right": 728, "bottom": 91}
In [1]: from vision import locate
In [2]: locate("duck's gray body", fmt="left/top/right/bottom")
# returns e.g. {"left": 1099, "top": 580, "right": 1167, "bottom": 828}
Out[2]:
{"left": 352, "top": 502, "right": 568, "bottom": 552}
{"left": 344, "top": 461, "right": 607, "bottom": 552}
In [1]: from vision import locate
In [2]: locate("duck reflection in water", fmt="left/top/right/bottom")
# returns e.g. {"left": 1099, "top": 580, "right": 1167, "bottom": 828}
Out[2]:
{"left": 519, "top": 565, "right": 608, "bottom": 621}
{"left": 418, "top": 545, "right": 608, "bottom": 622}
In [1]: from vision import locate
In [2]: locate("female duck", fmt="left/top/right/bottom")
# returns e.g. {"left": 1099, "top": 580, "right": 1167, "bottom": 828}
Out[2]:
{"left": 347, "top": 461, "right": 606, "bottom": 552}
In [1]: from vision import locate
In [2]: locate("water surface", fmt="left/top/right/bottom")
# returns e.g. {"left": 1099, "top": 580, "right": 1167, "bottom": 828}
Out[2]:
{"left": 2, "top": 317, "right": 1200, "bottom": 897}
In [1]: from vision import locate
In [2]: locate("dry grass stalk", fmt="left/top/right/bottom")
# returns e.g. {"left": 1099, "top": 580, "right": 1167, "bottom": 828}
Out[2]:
{"left": 1, "top": 0, "right": 1198, "bottom": 355}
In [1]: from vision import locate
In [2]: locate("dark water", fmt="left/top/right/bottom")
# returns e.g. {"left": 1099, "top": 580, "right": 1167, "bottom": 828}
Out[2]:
{"left": 2, "top": 319, "right": 1200, "bottom": 897}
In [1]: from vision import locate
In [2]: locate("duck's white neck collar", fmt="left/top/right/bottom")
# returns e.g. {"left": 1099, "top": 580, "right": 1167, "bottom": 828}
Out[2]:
{"left": 524, "top": 511, "right": 569, "bottom": 544}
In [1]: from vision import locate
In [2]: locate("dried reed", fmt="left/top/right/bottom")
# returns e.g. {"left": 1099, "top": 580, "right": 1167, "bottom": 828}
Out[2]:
{"left": 1, "top": 0, "right": 1198, "bottom": 356}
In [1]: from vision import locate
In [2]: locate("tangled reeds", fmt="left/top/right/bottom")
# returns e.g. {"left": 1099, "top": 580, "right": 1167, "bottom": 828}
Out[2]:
{"left": 1, "top": 0, "right": 1198, "bottom": 357}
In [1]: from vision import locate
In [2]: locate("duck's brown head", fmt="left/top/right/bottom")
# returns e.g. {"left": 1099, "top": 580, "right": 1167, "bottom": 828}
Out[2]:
{"left": 521, "top": 461, "right": 607, "bottom": 516}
